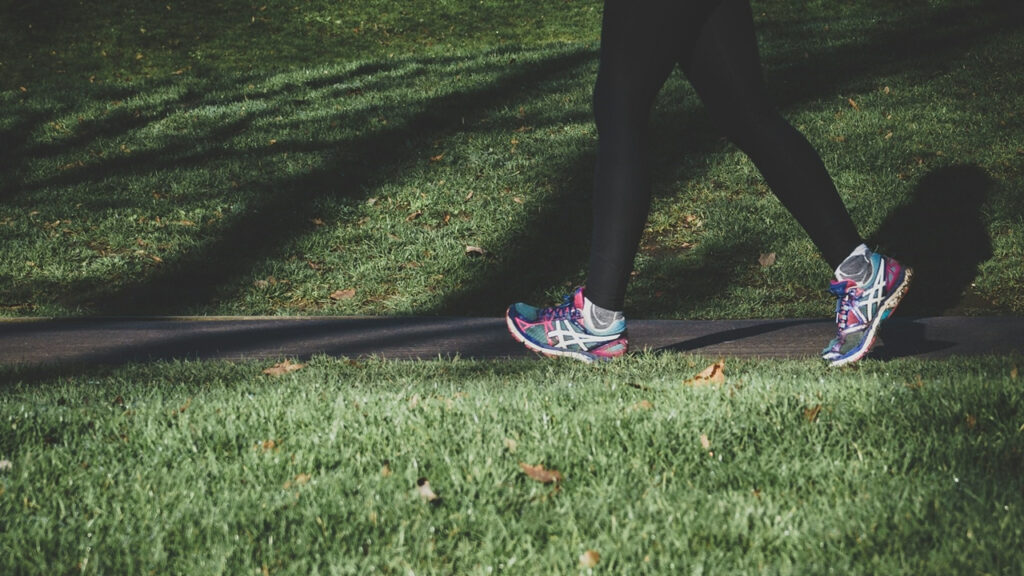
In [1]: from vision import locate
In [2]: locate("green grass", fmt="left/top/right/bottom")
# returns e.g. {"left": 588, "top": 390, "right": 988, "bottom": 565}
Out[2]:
{"left": 1, "top": 0, "right": 1022, "bottom": 318}
{"left": 2, "top": 2, "right": 1023, "bottom": 573}
{"left": 1, "top": 355, "right": 1022, "bottom": 574}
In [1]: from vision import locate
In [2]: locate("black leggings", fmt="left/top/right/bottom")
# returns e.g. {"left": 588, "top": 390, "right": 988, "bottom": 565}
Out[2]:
{"left": 585, "top": 0, "right": 862, "bottom": 311}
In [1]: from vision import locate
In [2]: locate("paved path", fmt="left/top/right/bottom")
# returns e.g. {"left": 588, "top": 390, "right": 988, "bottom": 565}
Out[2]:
{"left": 0, "top": 316, "right": 1021, "bottom": 366}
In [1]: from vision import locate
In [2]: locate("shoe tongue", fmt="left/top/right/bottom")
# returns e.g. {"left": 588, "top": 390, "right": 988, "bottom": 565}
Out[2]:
{"left": 829, "top": 279, "right": 857, "bottom": 296}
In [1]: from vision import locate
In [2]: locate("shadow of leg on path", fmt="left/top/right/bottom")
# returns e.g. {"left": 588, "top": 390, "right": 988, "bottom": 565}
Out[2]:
{"left": 871, "top": 164, "right": 994, "bottom": 317}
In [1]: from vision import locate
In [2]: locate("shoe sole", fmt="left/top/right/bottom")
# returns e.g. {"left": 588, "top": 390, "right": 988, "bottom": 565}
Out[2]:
{"left": 505, "top": 308, "right": 607, "bottom": 364}
{"left": 828, "top": 267, "right": 914, "bottom": 368}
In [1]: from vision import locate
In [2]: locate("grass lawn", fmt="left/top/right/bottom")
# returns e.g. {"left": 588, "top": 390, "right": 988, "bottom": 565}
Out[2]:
{"left": 2, "top": 0, "right": 1024, "bottom": 573}
{"left": 1, "top": 355, "right": 1023, "bottom": 574}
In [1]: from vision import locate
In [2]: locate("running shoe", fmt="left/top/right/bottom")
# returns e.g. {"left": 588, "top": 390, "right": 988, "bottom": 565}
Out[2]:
{"left": 506, "top": 287, "right": 628, "bottom": 363}
{"left": 822, "top": 253, "right": 913, "bottom": 367}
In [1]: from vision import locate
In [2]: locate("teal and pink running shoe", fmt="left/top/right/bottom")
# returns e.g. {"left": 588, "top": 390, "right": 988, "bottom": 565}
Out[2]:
{"left": 507, "top": 287, "right": 628, "bottom": 363}
{"left": 823, "top": 253, "right": 913, "bottom": 367}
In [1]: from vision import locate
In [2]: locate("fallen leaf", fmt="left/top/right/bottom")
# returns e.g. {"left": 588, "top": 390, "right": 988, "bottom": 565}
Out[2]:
{"left": 406, "top": 210, "right": 422, "bottom": 222}
{"left": 263, "top": 359, "right": 305, "bottom": 376}
{"left": 465, "top": 245, "right": 487, "bottom": 257}
{"left": 804, "top": 404, "right": 822, "bottom": 422}
{"left": 503, "top": 438, "right": 518, "bottom": 453}
{"left": 1011, "top": 365, "right": 1018, "bottom": 380}
{"left": 631, "top": 400, "right": 653, "bottom": 411}
{"left": 330, "top": 288, "right": 356, "bottom": 301}
{"left": 310, "top": 217, "right": 325, "bottom": 226}
{"left": 381, "top": 461, "right": 392, "bottom": 477}
{"left": 848, "top": 97, "right": 860, "bottom": 111}
{"left": 685, "top": 361, "right": 725, "bottom": 387}
{"left": 700, "top": 434, "right": 711, "bottom": 450}
{"left": 285, "top": 473, "right": 311, "bottom": 489}
{"left": 759, "top": 252, "right": 777, "bottom": 267}
{"left": 965, "top": 413, "right": 977, "bottom": 430}
{"left": 579, "top": 550, "right": 600, "bottom": 569}
{"left": 464, "top": 190, "right": 474, "bottom": 201}
{"left": 256, "top": 439, "right": 279, "bottom": 452}
{"left": 429, "top": 153, "right": 445, "bottom": 162}
{"left": 416, "top": 477, "right": 439, "bottom": 502}
{"left": 520, "top": 462, "right": 563, "bottom": 484}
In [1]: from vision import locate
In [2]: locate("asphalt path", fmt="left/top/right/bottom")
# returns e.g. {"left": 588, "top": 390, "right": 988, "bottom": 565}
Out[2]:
{"left": 0, "top": 316, "right": 1021, "bottom": 367}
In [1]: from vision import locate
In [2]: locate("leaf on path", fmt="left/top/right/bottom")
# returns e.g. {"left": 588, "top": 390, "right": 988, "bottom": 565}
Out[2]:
{"left": 330, "top": 288, "right": 356, "bottom": 301}
{"left": 685, "top": 361, "right": 725, "bottom": 387}
{"left": 263, "top": 359, "right": 305, "bottom": 376}
{"left": 804, "top": 404, "right": 822, "bottom": 423}
{"left": 465, "top": 245, "right": 487, "bottom": 257}
{"left": 520, "top": 462, "right": 563, "bottom": 484}
{"left": 758, "top": 252, "right": 777, "bottom": 268}
{"left": 416, "top": 477, "right": 439, "bottom": 502}
{"left": 579, "top": 550, "right": 600, "bottom": 569}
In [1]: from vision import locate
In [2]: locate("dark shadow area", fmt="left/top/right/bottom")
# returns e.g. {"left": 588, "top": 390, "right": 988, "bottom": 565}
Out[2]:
{"left": 652, "top": 319, "right": 819, "bottom": 354}
{"left": 870, "top": 165, "right": 994, "bottom": 316}
{"left": 872, "top": 319, "right": 956, "bottom": 360}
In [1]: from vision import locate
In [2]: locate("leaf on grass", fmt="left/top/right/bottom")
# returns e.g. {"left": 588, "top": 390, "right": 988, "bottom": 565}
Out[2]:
{"left": 1011, "top": 365, "right": 1018, "bottom": 380}
{"left": 520, "top": 462, "right": 563, "bottom": 484}
{"left": 465, "top": 245, "right": 487, "bottom": 257}
{"left": 416, "top": 477, "right": 439, "bottom": 502}
{"left": 263, "top": 359, "right": 305, "bottom": 376}
{"left": 503, "top": 438, "right": 518, "bottom": 453}
{"left": 804, "top": 404, "right": 822, "bottom": 422}
{"left": 429, "top": 153, "right": 445, "bottom": 162}
{"left": 256, "top": 439, "right": 280, "bottom": 453}
{"left": 381, "top": 461, "right": 392, "bottom": 477}
{"left": 630, "top": 400, "right": 653, "bottom": 411}
{"left": 464, "top": 190, "right": 474, "bottom": 201}
{"left": 700, "top": 434, "right": 711, "bottom": 451}
{"left": 285, "top": 473, "right": 311, "bottom": 489}
{"left": 310, "top": 217, "right": 325, "bottom": 226}
{"left": 330, "top": 288, "right": 356, "bottom": 301}
{"left": 848, "top": 97, "right": 860, "bottom": 111}
{"left": 685, "top": 361, "right": 725, "bottom": 387}
{"left": 758, "top": 252, "right": 776, "bottom": 268}
{"left": 579, "top": 550, "right": 600, "bottom": 569}
{"left": 965, "top": 413, "right": 977, "bottom": 430}
{"left": 406, "top": 210, "right": 423, "bottom": 222}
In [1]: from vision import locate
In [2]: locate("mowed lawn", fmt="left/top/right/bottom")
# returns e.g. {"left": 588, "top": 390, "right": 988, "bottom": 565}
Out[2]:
{"left": 1, "top": 356, "right": 1023, "bottom": 574}
{"left": 1, "top": 0, "right": 1023, "bottom": 574}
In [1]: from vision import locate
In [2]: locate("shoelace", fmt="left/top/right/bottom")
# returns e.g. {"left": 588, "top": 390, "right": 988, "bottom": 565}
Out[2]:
{"left": 833, "top": 286, "right": 860, "bottom": 337}
{"left": 540, "top": 294, "right": 580, "bottom": 322}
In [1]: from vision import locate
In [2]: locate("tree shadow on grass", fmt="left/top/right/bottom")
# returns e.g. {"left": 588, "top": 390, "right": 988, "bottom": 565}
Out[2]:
{"left": 1, "top": 0, "right": 1017, "bottom": 325}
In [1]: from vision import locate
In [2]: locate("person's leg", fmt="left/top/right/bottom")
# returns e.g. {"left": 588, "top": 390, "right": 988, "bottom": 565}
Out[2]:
{"left": 583, "top": 0, "right": 681, "bottom": 312}
{"left": 680, "top": 0, "right": 911, "bottom": 366}
{"left": 680, "top": 0, "right": 862, "bottom": 270}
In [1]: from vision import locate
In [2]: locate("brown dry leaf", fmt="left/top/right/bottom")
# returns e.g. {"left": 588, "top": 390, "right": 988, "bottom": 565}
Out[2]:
{"left": 804, "top": 404, "right": 822, "bottom": 423}
{"left": 256, "top": 439, "right": 279, "bottom": 453}
{"left": 263, "top": 359, "right": 305, "bottom": 376}
{"left": 416, "top": 477, "right": 439, "bottom": 502}
{"left": 310, "top": 217, "right": 325, "bottom": 226}
{"left": 330, "top": 288, "right": 356, "bottom": 301}
{"left": 685, "top": 361, "right": 725, "bottom": 387}
{"left": 759, "top": 252, "right": 777, "bottom": 268}
{"left": 579, "top": 550, "right": 600, "bottom": 569}
{"left": 965, "top": 413, "right": 977, "bottom": 430}
{"left": 465, "top": 245, "right": 487, "bottom": 257}
{"left": 848, "top": 97, "right": 860, "bottom": 111}
{"left": 285, "top": 474, "right": 311, "bottom": 489}
{"left": 520, "top": 462, "right": 563, "bottom": 484}
{"left": 700, "top": 434, "right": 711, "bottom": 451}
{"left": 464, "top": 190, "right": 474, "bottom": 201}
{"left": 406, "top": 210, "right": 423, "bottom": 222}
{"left": 429, "top": 153, "right": 445, "bottom": 162}
{"left": 631, "top": 400, "right": 654, "bottom": 411}
{"left": 1011, "top": 365, "right": 1018, "bottom": 380}
{"left": 381, "top": 461, "right": 392, "bottom": 477}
